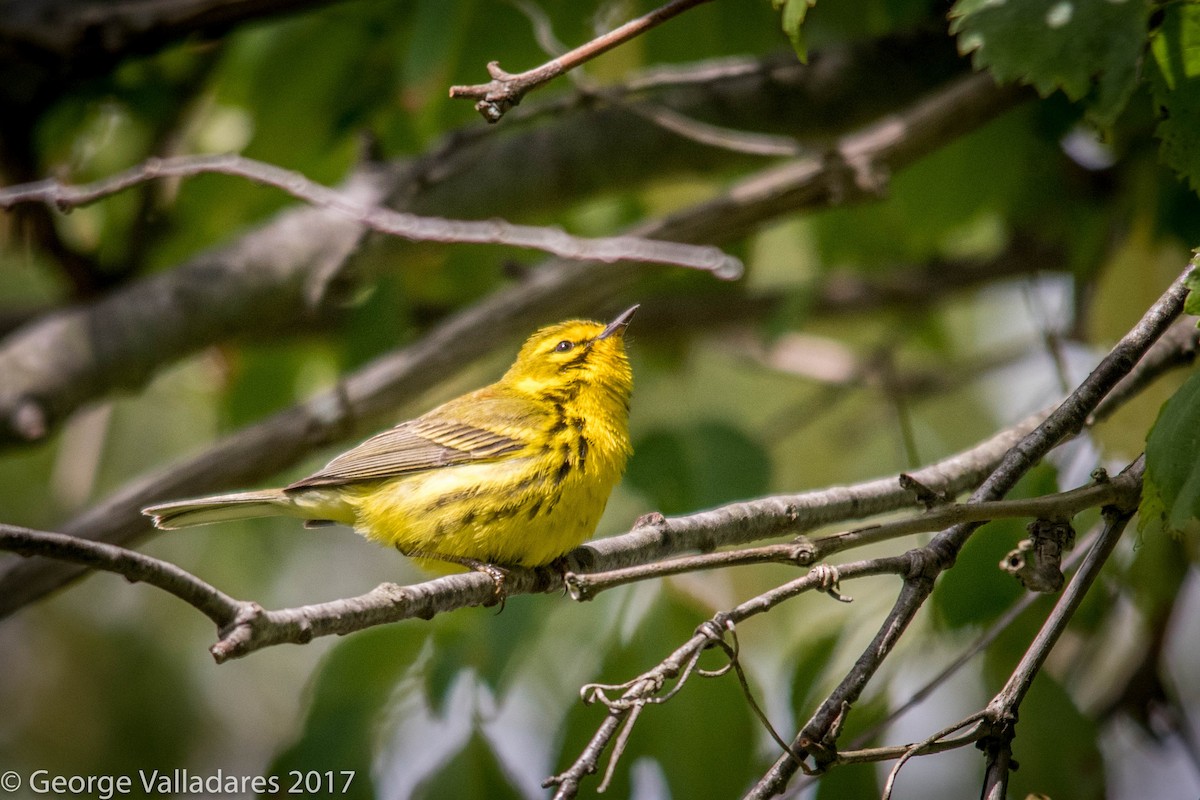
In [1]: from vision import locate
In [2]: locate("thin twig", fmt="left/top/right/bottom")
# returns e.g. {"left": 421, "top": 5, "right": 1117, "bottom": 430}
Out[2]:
{"left": 882, "top": 713, "right": 990, "bottom": 800}
{"left": 0, "top": 524, "right": 239, "bottom": 627}
{"left": 832, "top": 725, "right": 989, "bottom": 765}
{"left": 449, "top": 0, "right": 714, "bottom": 122}
{"left": 549, "top": 559, "right": 908, "bottom": 796}
{"left": 502, "top": 0, "right": 802, "bottom": 156}
{"left": 544, "top": 711, "right": 623, "bottom": 798}
{"left": 790, "top": 524, "right": 1102, "bottom": 795}
{"left": 0, "top": 153, "right": 741, "bottom": 277}
{"left": 979, "top": 462, "right": 1141, "bottom": 797}
{"left": 624, "top": 102, "right": 804, "bottom": 157}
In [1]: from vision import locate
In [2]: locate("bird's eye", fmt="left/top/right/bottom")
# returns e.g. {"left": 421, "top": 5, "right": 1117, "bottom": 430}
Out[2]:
{"left": 555, "top": 340, "right": 574, "bottom": 353}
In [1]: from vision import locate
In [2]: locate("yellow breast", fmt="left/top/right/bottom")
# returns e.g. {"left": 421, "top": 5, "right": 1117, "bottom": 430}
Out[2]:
{"left": 345, "top": 411, "right": 629, "bottom": 566}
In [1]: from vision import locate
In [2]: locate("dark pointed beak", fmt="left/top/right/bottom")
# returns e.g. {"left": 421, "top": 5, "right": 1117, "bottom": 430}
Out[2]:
{"left": 598, "top": 304, "right": 639, "bottom": 340}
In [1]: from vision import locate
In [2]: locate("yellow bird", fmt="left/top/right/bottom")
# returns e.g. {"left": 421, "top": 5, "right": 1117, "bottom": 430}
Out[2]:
{"left": 143, "top": 306, "right": 637, "bottom": 583}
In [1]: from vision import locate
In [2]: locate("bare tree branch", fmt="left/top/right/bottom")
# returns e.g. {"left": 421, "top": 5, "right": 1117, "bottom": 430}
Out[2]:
{"left": 0, "top": 523, "right": 238, "bottom": 625}
{"left": 0, "top": 153, "right": 742, "bottom": 275}
{"left": 449, "top": 0, "right": 714, "bottom": 122}
{"left": 565, "top": 467, "right": 1140, "bottom": 600}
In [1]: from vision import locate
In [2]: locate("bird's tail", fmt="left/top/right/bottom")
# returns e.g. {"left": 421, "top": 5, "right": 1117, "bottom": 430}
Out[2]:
{"left": 142, "top": 489, "right": 294, "bottom": 529}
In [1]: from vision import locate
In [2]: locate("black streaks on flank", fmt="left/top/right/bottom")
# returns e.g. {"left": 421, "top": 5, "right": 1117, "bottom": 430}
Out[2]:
{"left": 425, "top": 488, "right": 476, "bottom": 512}
{"left": 554, "top": 456, "right": 572, "bottom": 486}
{"left": 527, "top": 499, "right": 543, "bottom": 519}
{"left": 547, "top": 401, "right": 569, "bottom": 434}
{"left": 508, "top": 471, "right": 543, "bottom": 495}
{"left": 577, "top": 435, "right": 589, "bottom": 468}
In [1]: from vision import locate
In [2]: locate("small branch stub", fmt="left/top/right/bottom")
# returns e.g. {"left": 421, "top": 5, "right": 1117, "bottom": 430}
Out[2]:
{"left": 1000, "top": 518, "right": 1076, "bottom": 593}
{"left": 898, "top": 473, "right": 953, "bottom": 509}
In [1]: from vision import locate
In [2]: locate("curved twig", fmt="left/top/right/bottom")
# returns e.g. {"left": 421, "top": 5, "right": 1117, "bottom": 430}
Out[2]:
{"left": 881, "top": 712, "right": 991, "bottom": 800}
{"left": 0, "top": 524, "right": 239, "bottom": 627}
{"left": 449, "top": 0, "right": 714, "bottom": 121}
{"left": 0, "top": 153, "right": 740, "bottom": 277}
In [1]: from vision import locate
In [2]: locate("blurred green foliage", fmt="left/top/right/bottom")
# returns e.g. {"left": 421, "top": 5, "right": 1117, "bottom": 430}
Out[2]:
{"left": 1142, "top": 368, "right": 1200, "bottom": 537}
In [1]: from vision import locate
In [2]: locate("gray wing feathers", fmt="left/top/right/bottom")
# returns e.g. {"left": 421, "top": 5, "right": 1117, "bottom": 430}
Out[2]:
{"left": 285, "top": 417, "right": 526, "bottom": 491}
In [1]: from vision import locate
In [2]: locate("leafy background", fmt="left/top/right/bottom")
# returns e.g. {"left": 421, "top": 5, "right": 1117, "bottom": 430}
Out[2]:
{"left": 1, "top": 1, "right": 1199, "bottom": 798}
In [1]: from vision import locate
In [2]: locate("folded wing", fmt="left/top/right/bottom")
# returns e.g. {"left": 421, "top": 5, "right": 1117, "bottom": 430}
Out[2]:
{"left": 285, "top": 394, "right": 533, "bottom": 491}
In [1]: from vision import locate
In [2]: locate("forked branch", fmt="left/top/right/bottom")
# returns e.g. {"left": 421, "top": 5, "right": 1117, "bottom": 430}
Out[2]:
{"left": 748, "top": 263, "right": 1194, "bottom": 798}
{"left": 449, "top": 0, "right": 714, "bottom": 122}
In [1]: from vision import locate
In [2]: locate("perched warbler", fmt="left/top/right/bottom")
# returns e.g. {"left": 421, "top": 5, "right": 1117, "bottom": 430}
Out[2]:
{"left": 143, "top": 305, "right": 637, "bottom": 582}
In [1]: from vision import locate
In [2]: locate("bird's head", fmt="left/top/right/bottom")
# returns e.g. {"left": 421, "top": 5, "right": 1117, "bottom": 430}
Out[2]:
{"left": 502, "top": 305, "right": 637, "bottom": 406}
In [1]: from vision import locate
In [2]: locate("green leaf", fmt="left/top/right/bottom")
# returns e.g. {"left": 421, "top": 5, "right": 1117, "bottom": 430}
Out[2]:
{"left": 1124, "top": 517, "right": 1190, "bottom": 619}
{"left": 812, "top": 106, "right": 1058, "bottom": 267}
{"left": 950, "top": 0, "right": 1148, "bottom": 125}
{"left": 1185, "top": 264, "right": 1200, "bottom": 320}
{"left": 788, "top": 629, "right": 842, "bottom": 717}
{"left": 932, "top": 516, "right": 1029, "bottom": 628}
{"left": 1141, "top": 368, "right": 1200, "bottom": 537}
{"left": 267, "top": 625, "right": 429, "bottom": 800}
{"left": 222, "top": 343, "right": 314, "bottom": 428}
{"left": 626, "top": 421, "right": 772, "bottom": 515}
{"left": 413, "top": 732, "right": 524, "bottom": 800}
{"left": 771, "top": 0, "right": 818, "bottom": 61}
{"left": 1149, "top": 3, "right": 1200, "bottom": 192}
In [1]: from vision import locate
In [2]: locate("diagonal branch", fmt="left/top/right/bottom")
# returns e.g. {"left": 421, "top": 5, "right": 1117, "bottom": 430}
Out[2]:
{"left": 747, "top": 261, "right": 1196, "bottom": 798}
{"left": 979, "top": 462, "right": 1141, "bottom": 798}
{"left": 449, "top": 0, "right": 714, "bottom": 122}
{"left": 564, "top": 466, "right": 1141, "bottom": 600}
